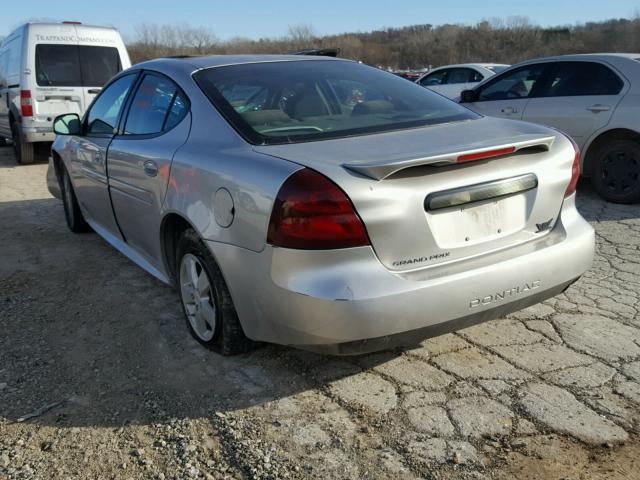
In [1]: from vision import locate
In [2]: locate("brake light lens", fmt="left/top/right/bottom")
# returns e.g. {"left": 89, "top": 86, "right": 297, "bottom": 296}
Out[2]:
{"left": 457, "top": 146, "right": 516, "bottom": 163}
{"left": 20, "top": 90, "right": 33, "bottom": 117}
{"left": 267, "top": 168, "right": 370, "bottom": 249}
{"left": 564, "top": 135, "right": 581, "bottom": 197}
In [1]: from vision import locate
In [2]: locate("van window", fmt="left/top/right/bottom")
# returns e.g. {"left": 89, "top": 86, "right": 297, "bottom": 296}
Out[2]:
{"left": 35, "top": 44, "right": 122, "bottom": 87}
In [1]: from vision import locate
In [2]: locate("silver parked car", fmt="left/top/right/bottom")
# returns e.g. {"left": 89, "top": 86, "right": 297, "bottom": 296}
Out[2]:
{"left": 48, "top": 55, "right": 594, "bottom": 355}
{"left": 415, "top": 63, "right": 509, "bottom": 99}
{"left": 459, "top": 54, "right": 640, "bottom": 203}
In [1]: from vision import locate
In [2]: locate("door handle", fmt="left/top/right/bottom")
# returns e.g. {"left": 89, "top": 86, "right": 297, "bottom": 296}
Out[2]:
{"left": 88, "top": 88, "right": 102, "bottom": 95}
{"left": 143, "top": 160, "right": 158, "bottom": 177}
{"left": 586, "top": 104, "right": 611, "bottom": 113}
{"left": 500, "top": 106, "right": 518, "bottom": 114}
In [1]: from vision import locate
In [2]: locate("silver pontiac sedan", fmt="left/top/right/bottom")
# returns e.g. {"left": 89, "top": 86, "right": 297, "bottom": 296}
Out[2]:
{"left": 47, "top": 55, "right": 595, "bottom": 355}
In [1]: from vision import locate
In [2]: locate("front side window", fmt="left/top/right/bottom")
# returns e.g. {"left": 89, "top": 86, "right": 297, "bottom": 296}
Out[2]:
{"left": 537, "top": 62, "right": 623, "bottom": 97}
{"left": 420, "top": 69, "right": 448, "bottom": 86}
{"left": 86, "top": 74, "right": 136, "bottom": 135}
{"left": 478, "top": 63, "right": 549, "bottom": 101}
{"left": 35, "top": 44, "right": 121, "bottom": 87}
{"left": 447, "top": 68, "right": 483, "bottom": 84}
{"left": 124, "top": 74, "right": 188, "bottom": 135}
{"left": 195, "top": 60, "right": 478, "bottom": 145}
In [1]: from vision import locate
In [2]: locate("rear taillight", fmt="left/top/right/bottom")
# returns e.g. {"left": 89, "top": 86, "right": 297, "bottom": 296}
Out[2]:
{"left": 564, "top": 134, "right": 581, "bottom": 197}
{"left": 20, "top": 90, "right": 33, "bottom": 117}
{"left": 267, "top": 168, "right": 370, "bottom": 249}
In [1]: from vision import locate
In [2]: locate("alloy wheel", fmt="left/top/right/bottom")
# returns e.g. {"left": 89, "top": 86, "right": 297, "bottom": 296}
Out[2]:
{"left": 601, "top": 149, "right": 640, "bottom": 195}
{"left": 179, "top": 253, "right": 217, "bottom": 341}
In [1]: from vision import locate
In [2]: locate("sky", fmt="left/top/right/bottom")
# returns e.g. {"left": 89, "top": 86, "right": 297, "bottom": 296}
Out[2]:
{"left": 3, "top": 1, "right": 639, "bottom": 41}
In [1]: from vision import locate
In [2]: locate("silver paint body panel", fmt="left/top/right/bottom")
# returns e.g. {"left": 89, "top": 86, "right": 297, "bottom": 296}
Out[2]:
{"left": 50, "top": 55, "right": 595, "bottom": 351}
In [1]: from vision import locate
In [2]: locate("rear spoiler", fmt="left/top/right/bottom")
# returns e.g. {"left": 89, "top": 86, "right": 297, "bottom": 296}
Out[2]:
{"left": 343, "top": 134, "right": 556, "bottom": 180}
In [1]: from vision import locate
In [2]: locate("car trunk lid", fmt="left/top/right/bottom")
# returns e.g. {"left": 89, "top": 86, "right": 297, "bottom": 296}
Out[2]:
{"left": 254, "top": 117, "right": 575, "bottom": 272}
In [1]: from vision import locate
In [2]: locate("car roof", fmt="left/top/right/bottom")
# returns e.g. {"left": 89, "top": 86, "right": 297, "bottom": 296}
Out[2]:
{"left": 136, "top": 54, "right": 345, "bottom": 73}
{"left": 429, "top": 63, "right": 509, "bottom": 71}
{"left": 516, "top": 53, "right": 640, "bottom": 64}
{"left": 23, "top": 22, "right": 120, "bottom": 32}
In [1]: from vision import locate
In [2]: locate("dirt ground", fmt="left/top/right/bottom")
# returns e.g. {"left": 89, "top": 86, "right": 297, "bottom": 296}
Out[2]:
{"left": 0, "top": 145, "right": 639, "bottom": 480}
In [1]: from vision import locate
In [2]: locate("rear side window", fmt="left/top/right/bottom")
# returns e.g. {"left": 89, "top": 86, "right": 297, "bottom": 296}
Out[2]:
{"left": 86, "top": 74, "right": 136, "bottom": 134}
{"left": 538, "top": 62, "right": 623, "bottom": 97}
{"left": 478, "top": 63, "right": 548, "bottom": 101}
{"left": 35, "top": 44, "right": 121, "bottom": 87}
{"left": 124, "top": 74, "right": 188, "bottom": 135}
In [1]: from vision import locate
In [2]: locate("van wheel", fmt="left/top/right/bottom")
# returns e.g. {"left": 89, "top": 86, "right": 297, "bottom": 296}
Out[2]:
{"left": 176, "top": 228, "right": 254, "bottom": 355}
{"left": 591, "top": 139, "right": 640, "bottom": 204}
{"left": 61, "top": 165, "right": 90, "bottom": 233}
{"left": 11, "top": 123, "right": 35, "bottom": 164}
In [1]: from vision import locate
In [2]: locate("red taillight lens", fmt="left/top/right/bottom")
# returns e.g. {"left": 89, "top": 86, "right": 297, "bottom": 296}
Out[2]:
{"left": 564, "top": 134, "right": 581, "bottom": 197}
{"left": 457, "top": 146, "right": 516, "bottom": 163}
{"left": 20, "top": 90, "right": 33, "bottom": 117}
{"left": 267, "top": 168, "right": 370, "bottom": 249}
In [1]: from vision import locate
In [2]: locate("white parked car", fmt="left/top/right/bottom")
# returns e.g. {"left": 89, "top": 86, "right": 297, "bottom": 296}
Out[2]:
{"left": 0, "top": 22, "right": 130, "bottom": 163}
{"left": 459, "top": 54, "right": 640, "bottom": 203}
{"left": 416, "top": 63, "right": 509, "bottom": 99}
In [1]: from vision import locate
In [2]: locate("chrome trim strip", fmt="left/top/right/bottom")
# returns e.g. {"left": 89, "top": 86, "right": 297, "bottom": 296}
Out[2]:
{"left": 425, "top": 173, "right": 538, "bottom": 211}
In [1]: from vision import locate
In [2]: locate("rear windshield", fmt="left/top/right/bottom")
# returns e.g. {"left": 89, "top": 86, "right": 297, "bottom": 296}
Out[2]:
{"left": 194, "top": 60, "right": 479, "bottom": 145}
{"left": 35, "top": 44, "right": 122, "bottom": 87}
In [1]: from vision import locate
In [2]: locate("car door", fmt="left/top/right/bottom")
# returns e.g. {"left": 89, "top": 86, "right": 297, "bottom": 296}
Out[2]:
{"left": 71, "top": 73, "right": 138, "bottom": 238}
{"left": 107, "top": 72, "right": 191, "bottom": 266}
{"left": 521, "top": 61, "right": 626, "bottom": 149}
{"left": 462, "top": 63, "right": 552, "bottom": 120}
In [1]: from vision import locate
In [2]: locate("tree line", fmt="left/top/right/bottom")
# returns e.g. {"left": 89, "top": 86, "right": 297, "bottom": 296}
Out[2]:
{"left": 5, "top": 16, "right": 636, "bottom": 70}
{"left": 127, "top": 16, "right": 640, "bottom": 68}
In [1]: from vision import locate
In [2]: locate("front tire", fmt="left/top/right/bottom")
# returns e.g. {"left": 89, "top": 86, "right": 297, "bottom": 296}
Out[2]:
{"left": 176, "top": 228, "right": 254, "bottom": 355}
{"left": 61, "top": 165, "right": 90, "bottom": 233}
{"left": 591, "top": 139, "right": 640, "bottom": 204}
{"left": 11, "top": 123, "right": 35, "bottom": 164}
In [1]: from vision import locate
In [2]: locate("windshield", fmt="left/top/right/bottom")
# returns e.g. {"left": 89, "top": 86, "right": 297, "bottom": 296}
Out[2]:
{"left": 194, "top": 60, "right": 479, "bottom": 145}
{"left": 35, "top": 44, "right": 122, "bottom": 87}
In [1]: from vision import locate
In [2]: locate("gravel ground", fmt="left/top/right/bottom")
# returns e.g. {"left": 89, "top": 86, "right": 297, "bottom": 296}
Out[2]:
{"left": 0, "top": 145, "right": 639, "bottom": 480}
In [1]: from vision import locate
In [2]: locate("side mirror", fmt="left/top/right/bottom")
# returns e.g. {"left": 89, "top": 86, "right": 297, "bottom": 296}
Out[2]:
{"left": 53, "top": 113, "right": 82, "bottom": 135}
{"left": 460, "top": 89, "right": 478, "bottom": 103}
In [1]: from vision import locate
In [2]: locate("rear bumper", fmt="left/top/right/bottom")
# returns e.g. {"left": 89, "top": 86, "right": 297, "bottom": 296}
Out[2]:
{"left": 22, "top": 129, "right": 55, "bottom": 143}
{"left": 208, "top": 194, "right": 594, "bottom": 354}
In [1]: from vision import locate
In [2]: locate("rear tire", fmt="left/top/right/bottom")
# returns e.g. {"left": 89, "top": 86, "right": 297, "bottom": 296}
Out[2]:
{"left": 61, "top": 165, "right": 91, "bottom": 233}
{"left": 11, "top": 123, "right": 35, "bottom": 164}
{"left": 591, "top": 139, "right": 640, "bottom": 204}
{"left": 176, "top": 228, "right": 254, "bottom": 355}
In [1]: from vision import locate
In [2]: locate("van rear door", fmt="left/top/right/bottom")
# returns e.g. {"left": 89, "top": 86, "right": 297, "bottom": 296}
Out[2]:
{"left": 76, "top": 44, "right": 123, "bottom": 108}
{"left": 33, "top": 43, "right": 85, "bottom": 117}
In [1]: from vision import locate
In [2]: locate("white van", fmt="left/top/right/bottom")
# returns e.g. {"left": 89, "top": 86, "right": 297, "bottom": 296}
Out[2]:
{"left": 0, "top": 22, "right": 130, "bottom": 163}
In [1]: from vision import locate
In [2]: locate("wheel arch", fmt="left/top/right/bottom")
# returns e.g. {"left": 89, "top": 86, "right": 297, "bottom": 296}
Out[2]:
{"left": 160, "top": 212, "right": 196, "bottom": 284}
{"left": 583, "top": 128, "right": 640, "bottom": 176}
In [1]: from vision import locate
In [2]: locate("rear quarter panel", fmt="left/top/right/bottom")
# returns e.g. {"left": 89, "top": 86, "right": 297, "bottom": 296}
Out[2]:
{"left": 162, "top": 74, "right": 300, "bottom": 253}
